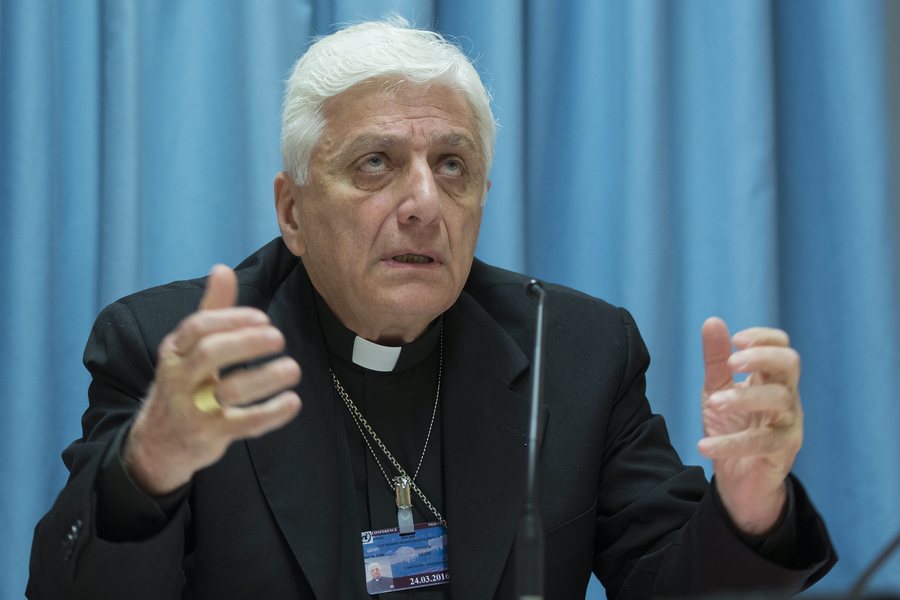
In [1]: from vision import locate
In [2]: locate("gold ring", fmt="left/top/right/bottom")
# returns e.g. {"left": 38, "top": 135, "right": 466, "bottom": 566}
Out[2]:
{"left": 193, "top": 383, "right": 221, "bottom": 414}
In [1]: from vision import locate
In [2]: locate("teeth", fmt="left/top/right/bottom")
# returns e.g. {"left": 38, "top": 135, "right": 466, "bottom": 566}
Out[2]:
{"left": 394, "top": 254, "right": 432, "bottom": 264}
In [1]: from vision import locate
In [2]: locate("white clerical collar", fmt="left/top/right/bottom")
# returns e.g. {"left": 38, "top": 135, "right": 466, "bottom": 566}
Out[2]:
{"left": 313, "top": 290, "right": 441, "bottom": 373}
{"left": 351, "top": 336, "right": 402, "bottom": 372}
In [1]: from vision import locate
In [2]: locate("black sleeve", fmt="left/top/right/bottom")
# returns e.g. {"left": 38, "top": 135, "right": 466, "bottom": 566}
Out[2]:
{"left": 27, "top": 300, "right": 192, "bottom": 600}
{"left": 95, "top": 424, "right": 189, "bottom": 542}
{"left": 711, "top": 475, "right": 800, "bottom": 566}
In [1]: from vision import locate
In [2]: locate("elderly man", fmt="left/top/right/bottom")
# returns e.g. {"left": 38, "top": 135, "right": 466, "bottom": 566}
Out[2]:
{"left": 28, "top": 20, "right": 834, "bottom": 600}
{"left": 367, "top": 563, "right": 395, "bottom": 594}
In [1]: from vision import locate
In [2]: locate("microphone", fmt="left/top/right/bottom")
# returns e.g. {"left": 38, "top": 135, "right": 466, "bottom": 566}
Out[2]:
{"left": 849, "top": 529, "right": 900, "bottom": 599}
{"left": 516, "top": 280, "right": 546, "bottom": 600}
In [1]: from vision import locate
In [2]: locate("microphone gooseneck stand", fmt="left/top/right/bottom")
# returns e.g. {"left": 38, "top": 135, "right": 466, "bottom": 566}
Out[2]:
{"left": 516, "top": 280, "right": 546, "bottom": 600}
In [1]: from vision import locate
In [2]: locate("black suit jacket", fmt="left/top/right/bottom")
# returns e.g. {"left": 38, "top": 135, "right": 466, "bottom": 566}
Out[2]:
{"left": 28, "top": 238, "right": 835, "bottom": 599}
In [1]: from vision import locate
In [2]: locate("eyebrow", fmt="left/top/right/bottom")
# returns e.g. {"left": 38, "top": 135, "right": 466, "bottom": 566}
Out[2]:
{"left": 339, "top": 135, "right": 400, "bottom": 158}
{"left": 336, "top": 131, "right": 481, "bottom": 160}
{"left": 440, "top": 133, "right": 480, "bottom": 153}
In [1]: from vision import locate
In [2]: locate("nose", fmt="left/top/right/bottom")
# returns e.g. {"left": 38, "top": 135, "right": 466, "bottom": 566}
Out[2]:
{"left": 397, "top": 157, "right": 441, "bottom": 225}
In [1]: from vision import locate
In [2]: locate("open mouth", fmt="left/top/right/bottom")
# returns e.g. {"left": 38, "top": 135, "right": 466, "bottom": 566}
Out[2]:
{"left": 392, "top": 254, "right": 434, "bottom": 264}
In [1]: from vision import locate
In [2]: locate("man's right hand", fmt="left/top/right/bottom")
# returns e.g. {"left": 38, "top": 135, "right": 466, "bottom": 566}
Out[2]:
{"left": 123, "top": 264, "right": 302, "bottom": 496}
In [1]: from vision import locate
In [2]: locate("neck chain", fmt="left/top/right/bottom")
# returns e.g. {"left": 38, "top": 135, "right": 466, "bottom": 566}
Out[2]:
{"left": 330, "top": 324, "right": 446, "bottom": 531}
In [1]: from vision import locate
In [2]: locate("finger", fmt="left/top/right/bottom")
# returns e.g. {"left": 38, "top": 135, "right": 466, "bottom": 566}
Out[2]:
{"left": 170, "top": 308, "right": 271, "bottom": 356}
{"left": 702, "top": 317, "right": 734, "bottom": 394}
{"left": 698, "top": 426, "right": 800, "bottom": 460}
{"left": 732, "top": 327, "right": 790, "bottom": 349}
{"left": 706, "top": 384, "right": 799, "bottom": 422}
{"left": 199, "top": 264, "right": 238, "bottom": 311}
{"left": 216, "top": 357, "right": 301, "bottom": 407}
{"left": 183, "top": 326, "right": 286, "bottom": 386}
{"left": 728, "top": 346, "right": 801, "bottom": 387}
{"left": 222, "top": 391, "right": 302, "bottom": 439}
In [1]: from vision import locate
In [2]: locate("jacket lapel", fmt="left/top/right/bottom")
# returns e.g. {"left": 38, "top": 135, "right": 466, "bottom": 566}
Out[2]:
{"left": 245, "top": 264, "right": 366, "bottom": 598}
{"left": 443, "top": 291, "right": 548, "bottom": 599}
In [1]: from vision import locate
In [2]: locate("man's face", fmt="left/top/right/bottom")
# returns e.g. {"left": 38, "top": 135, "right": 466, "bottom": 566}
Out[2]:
{"left": 370, "top": 565, "right": 382, "bottom": 579}
{"left": 277, "top": 80, "right": 488, "bottom": 343}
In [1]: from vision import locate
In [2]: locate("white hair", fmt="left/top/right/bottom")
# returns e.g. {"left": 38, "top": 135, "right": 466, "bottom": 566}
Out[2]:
{"left": 280, "top": 18, "right": 496, "bottom": 184}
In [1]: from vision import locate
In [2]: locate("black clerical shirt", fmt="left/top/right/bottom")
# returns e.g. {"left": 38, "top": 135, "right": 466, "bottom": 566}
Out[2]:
{"left": 315, "top": 294, "right": 450, "bottom": 599}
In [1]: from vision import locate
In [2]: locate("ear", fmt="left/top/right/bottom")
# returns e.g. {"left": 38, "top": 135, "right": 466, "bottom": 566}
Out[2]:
{"left": 480, "top": 178, "right": 492, "bottom": 206}
{"left": 274, "top": 171, "right": 307, "bottom": 257}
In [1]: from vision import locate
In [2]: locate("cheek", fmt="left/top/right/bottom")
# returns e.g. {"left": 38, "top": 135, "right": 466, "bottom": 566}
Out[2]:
{"left": 300, "top": 202, "right": 357, "bottom": 254}
{"left": 461, "top": 207, "right": 483, "bottom": 247}
{"left": 448, "top": 208, "right": 482, "bottom": 267}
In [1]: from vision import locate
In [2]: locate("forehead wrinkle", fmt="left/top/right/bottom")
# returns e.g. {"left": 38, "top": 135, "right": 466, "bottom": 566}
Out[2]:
{"left": 318, "top": 82, "right": 484, "bottom": 164}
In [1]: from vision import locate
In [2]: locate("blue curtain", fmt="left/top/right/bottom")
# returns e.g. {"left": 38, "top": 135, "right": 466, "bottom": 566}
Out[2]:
{"left": 2, "top": 1, "right": 898, "bottom": 597}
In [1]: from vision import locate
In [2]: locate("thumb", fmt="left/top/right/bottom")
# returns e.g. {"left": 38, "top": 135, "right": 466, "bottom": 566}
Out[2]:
{"left": 199, "top": 264, "right": 238, "bottom": 311}
{"left": 702, "top": 317, "right": 734, "bottom": 394}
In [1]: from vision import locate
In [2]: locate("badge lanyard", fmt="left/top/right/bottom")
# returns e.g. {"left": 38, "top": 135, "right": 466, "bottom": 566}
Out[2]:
{"left": 330, "top": 325, "right": 446, "bottom": 532}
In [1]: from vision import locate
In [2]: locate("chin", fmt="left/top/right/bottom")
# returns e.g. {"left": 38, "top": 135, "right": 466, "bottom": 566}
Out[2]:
{"left": 381, "top": 290, "right": 455, "bottom": 322}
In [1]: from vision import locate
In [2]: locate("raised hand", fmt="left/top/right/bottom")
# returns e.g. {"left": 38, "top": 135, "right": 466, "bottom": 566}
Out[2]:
{"left": 698, "top": 317, "right": 804, "bottom": 534}
{"left": 123, "top": 265, "right": 302, "bottom": 496}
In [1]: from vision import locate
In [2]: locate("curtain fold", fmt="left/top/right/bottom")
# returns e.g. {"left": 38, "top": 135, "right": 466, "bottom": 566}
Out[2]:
{"left": 2, "top": 1, "right": 897, "bottom": 596}
{"left": 773, "top": 0, "right": 900, "bottom": 587}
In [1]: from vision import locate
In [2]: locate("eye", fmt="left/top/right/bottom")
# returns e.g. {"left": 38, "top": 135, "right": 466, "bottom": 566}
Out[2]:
{"left": 358, "top": 154, "right": 388, "bottom": 174}
{"left": 437, "top": 157, "right": 464, "bottom": 177}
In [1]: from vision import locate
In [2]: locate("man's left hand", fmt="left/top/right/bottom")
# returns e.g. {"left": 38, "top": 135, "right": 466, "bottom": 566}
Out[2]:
{"left": 698, "top": 317, "right": 804, "bottom": 535}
